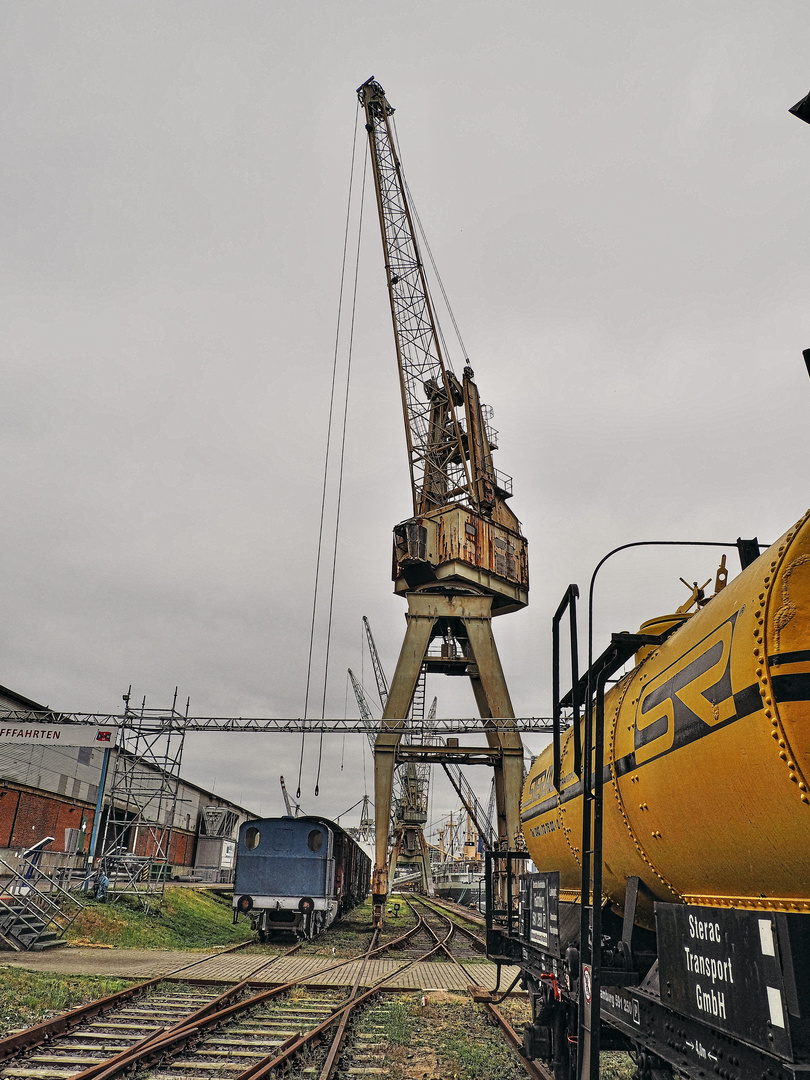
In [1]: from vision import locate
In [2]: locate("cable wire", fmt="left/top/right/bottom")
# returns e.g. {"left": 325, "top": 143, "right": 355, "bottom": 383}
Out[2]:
{"left": 297, "top": 102, "right": 361, "bottom": 798}
{"left": 314, "top": 148, "right": 368, "bottom": 796}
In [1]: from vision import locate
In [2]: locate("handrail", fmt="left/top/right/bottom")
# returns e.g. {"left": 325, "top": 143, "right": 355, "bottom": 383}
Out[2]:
{"left": 0, "top": 855, "right": 84, "bottom": 948}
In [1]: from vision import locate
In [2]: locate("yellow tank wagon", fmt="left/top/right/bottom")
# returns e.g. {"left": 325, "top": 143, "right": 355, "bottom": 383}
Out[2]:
{"left": 521, "top": 509, "right": 810, "bottom": 927}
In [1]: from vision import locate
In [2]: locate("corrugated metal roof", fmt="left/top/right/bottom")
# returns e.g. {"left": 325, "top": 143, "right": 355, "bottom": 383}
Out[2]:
{"left": 0, "top": 685, "right": 48, "bottom": 711}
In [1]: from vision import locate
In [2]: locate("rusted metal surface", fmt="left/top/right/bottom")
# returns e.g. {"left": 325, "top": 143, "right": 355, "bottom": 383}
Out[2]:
{"left": 434, "top": 507, "right": 528, "bottom": 591}
{"left": 374, "top": 592, "right": 525, "bottom": 917}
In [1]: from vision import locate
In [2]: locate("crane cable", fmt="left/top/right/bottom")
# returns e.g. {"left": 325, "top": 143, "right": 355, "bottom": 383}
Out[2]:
{"left": 314, "top": 150, "right": 368, "bottom": 796}
{"left": 299, "top": 111, "right": 466, "bottom": 798}
{"left": 297, "top": 102, "right": 363, "bottom": 798}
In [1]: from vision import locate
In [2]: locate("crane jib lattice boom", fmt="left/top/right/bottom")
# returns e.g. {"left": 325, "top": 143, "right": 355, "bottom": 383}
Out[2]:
{"left": 357, "top": 77, "right": 528, "bottom": 614}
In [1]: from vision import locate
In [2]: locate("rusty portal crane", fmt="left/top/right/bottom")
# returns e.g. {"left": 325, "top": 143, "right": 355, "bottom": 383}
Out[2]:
{"left": 357, "top": 77, "right": 528, "bottom": 924}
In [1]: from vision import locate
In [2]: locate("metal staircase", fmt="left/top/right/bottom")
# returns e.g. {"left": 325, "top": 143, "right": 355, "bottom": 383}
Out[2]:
{"left": 0, "top": 846, "right": 84, "bottom": 951}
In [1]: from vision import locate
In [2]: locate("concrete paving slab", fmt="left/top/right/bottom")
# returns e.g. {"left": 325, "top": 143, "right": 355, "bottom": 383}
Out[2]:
{"left": 0, "top": 948, "right": 228, "bottom": 980}
{"left": 0, "top": 947, "right": 523, "bottom": 995}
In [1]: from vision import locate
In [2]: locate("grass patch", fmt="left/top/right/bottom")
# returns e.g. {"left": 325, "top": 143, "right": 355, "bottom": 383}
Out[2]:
{"left": 377, "top": 996, "right": 412, "bottom": 1045}
{"left": 0, "top": 967, "right": 134, "bottom": 1035}
{"left": 352, "top": 992, "right": 636, "bottom": 1079}
{"left": 355, "top": 992, "right": 527, "bottom": 1079}
{"left": 435, "top": 994, "right": 524, "bottom": 1079}
{"left": 298, "top": 925, "right": 370, "bottom": 957}
{"left": 66, "top": 887, "right": 255, "bottom": 950}
{"left": 601, "top": 1051, "right": 636, "bottom": 1080}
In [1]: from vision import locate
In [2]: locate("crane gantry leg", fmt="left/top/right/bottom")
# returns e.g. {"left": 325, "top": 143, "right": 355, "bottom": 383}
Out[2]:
{"left": 372, "top": 591, "right": 523, "bottom": 925}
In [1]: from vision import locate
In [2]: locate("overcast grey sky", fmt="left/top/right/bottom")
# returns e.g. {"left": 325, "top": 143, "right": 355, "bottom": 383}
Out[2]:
{"left": 1, "top": 1, "right": 808, "bottom": 833}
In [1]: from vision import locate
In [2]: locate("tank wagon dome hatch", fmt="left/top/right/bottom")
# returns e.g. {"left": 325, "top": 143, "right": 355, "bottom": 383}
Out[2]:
{"left": 633, "top": 613, "right": 691, "bottom": 665}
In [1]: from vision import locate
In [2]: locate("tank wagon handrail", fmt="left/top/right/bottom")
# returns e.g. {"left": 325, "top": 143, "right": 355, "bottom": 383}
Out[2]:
{"left": 579, "top": 632, "right": 660, "bottom": 1077}
{"left": 553, "top": 584, "right": 581, "bottom": 790}
{"left": 584, "top": 537, "right": 766, "bottom": 672}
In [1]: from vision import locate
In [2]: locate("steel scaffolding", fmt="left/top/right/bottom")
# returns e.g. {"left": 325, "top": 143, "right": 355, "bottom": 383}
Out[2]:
{"left": 98, "top": 689, "right": 188, "bottom": 914}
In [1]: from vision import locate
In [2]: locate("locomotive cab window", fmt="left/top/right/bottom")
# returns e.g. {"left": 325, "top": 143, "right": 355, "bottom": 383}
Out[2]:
{"left": 245, "top": 827, "right": 260, "bottom": 851}
{"left": 307, "top": 829, "right": 324, "bottom": 853}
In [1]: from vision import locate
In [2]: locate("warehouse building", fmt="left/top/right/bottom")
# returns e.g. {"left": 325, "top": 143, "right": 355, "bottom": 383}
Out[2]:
{"left": 0, "top": 684, "right": 254, "bottom": 881}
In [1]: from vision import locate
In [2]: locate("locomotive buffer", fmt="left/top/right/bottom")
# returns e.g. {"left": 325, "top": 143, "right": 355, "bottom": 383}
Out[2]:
{"left": 358, "top": 77, "right": 528, "bottom": 925}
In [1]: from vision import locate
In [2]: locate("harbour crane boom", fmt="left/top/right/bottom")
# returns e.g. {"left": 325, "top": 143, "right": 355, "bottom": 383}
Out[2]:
{"left": 347, "top": 668, "right": 379, "bottom": 752}
{"left": 441, "top": 763, "right": 497, "bottom": 850}
{"left": 279, "top": 775, "right": 298, "bottom": 817}
{"left": 362, "top": 616, "right": 389, "bottom": 708}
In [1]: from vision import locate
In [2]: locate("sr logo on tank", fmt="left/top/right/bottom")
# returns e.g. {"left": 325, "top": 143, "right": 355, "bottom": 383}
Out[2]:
{"left": 634, "top": 613, "right": 739, "bottom": 765}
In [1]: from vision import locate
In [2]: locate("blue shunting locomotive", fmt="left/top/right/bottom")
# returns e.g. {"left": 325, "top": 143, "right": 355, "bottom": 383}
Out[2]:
{"left": 232, "top": 815, "right": 371, "bottom": 940}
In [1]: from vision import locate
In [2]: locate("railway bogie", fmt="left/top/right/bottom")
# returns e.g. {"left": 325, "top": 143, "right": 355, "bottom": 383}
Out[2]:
{"left": 232, "top": 815, "right": 371, "bottom": 940}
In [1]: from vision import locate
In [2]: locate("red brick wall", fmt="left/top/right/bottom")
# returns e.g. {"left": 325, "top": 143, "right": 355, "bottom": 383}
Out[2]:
{"left": 11, "top": 792, "right": 62, "bottom": 847}
{"left": 169, "top": 831, "right": 192, "bottom": 865}
{"left": 132, "top": 830, "right": 160, "bottom": 859}
{"left": 0, "top": 785, "right": 195, "bottom": 866}
{"left": 0, "top": 790, "right": 19, "bottom": 847}
{"left": 54, "top": 802, "right": 92, "bottom": 851}
{"left": 0, "top": 789, "right": 95, "bottom": 852}
{"left": 131, "top": 828, "right": 194, "bottom": 867}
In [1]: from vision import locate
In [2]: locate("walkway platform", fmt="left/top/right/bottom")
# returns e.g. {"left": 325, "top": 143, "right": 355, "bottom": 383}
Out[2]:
{"left": 0, "top": 946, "right": 521, "bottom": 994}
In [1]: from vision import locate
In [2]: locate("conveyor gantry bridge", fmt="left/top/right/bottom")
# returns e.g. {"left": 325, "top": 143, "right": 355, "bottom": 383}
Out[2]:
{"left": 0, "top": 710, "right": 552, "bottom": 735}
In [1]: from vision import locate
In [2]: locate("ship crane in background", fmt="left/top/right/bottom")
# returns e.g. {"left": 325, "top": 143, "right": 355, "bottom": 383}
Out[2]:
{"left": 352, "top": 617, "right": 436, "bottom": 894}
{"left": 357, "top": 75, "right": 528, "bottom": 924}
{"left": 362, "top": 616, "right": 389, "bottom": 707}
{"left": 278, "top": 775, "right": 301, "bottom": 818}
{"left": 441, "top": 761, "right": 497, "bottom": 851}
{"left": 351, "top": 641, "right": 498, "bottom": 880}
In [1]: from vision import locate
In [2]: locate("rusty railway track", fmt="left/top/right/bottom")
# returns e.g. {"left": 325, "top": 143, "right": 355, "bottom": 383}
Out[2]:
{"left": 0, "top": 900, "right": 536, "bottom": 1079}
{"left": 424, "top": 891, "right": 486, "bottom": 926}
{"left": 409, "top": 897, "right": 552, "bottom": 1080}
{"left": 483, "top": 1000, "right": 553, "bottom": 1080}
{"left": 411, "top": 895, "right": 488, "bottom": 957}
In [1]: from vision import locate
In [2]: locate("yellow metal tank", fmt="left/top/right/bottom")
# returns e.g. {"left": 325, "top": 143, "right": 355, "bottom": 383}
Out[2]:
{"left": 522, "top": 509, "right": 810, "bottom": 926}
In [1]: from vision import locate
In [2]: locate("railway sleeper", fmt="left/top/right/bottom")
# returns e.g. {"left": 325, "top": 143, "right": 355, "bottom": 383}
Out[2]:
{"left": 142, "top": 989, "right": 345, "bottom": 1080}
{"left": 9, "top": 1057, "right": 110, "bottom": 1068}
